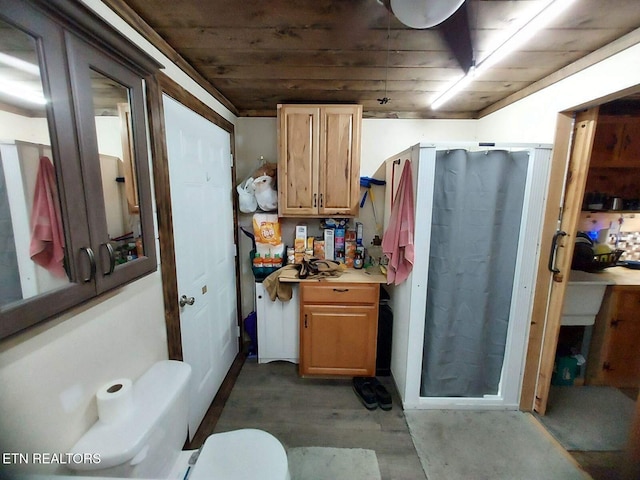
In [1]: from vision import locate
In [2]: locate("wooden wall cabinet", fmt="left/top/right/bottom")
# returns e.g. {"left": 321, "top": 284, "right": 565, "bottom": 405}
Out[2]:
{"left": 590, "top": 115, "right": 640, "bottom": 168}
{"left": 277, "top": 104, "right": 362, "bottom": 217}
{"left": 585, "top": 114, "right": 640, "bottom": 204}
{"left": 299, "top": 283, "right": 378, "bottom": 376}
{"left": 586, "top": 286, "right": 640, "bottom": 388}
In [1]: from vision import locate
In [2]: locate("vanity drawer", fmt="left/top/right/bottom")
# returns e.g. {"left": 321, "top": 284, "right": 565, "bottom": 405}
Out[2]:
{"left": 301, "top": 283, "right": 379, "bottom": 305}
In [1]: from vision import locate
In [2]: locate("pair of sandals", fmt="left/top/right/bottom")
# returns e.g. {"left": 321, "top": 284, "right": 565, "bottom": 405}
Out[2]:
{"left": 352, "top": 377, "right": 392, "bottom": 410}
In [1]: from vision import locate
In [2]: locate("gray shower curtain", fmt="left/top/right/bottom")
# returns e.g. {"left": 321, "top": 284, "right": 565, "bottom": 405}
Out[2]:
{"left": 420, "top": 149, "right": 529, "bottom": 397}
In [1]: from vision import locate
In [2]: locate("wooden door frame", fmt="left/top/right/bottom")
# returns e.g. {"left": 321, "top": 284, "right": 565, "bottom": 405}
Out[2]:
{"left": 146, "top": 72, "right": 241, "bottom": 360}
{"left": 520, "top": 108, "right": 599, "bottom": 413}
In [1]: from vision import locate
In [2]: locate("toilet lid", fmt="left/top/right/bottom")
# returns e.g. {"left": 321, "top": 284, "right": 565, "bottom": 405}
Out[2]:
{"left": 189, "top": 429, "right": 289, "bottom": 480}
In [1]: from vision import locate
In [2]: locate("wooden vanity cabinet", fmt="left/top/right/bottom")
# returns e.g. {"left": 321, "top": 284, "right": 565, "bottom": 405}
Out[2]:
{"left": 586, "top": 286, "right": 640, "bottom": 387}
{"left": 299, "top": 283, "right": 378, "bottom": 376}
{"left": 277, "top": 104, "right": 362, "bottom": 217}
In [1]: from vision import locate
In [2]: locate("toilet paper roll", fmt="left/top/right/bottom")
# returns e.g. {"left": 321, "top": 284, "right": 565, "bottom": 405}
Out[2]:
{"left": 96, "top": 378, "right": 133, "bottom": 424}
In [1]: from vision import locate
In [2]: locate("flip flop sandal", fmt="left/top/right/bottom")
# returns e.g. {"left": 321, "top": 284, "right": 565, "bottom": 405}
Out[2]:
{"left": 352, "top": 377, "right": 378, "bottom": 410}
{"left": 369, "top": 377, "right": 392, "bottom": 410}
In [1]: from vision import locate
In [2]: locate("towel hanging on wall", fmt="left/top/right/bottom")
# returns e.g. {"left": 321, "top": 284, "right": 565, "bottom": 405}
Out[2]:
{"left": 29, "top": 156, "right": 65, "bottom": 277}
{"left": 382, "top": 160, "right": 415, "bottom": 285}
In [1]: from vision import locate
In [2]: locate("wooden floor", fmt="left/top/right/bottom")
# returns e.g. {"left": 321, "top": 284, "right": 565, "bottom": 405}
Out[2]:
{"left": 204, "top": 358, "right": 427, "bottom": 480}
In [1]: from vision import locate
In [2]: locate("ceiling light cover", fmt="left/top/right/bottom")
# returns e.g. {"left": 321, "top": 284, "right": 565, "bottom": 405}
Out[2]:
{"left": 390, "top": 0, "right": 465, "bottom": 29}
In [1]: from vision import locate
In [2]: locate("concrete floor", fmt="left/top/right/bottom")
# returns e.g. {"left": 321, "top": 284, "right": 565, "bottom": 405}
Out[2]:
{"left": 213, "top": 360, "right": 427, "bottom": 480}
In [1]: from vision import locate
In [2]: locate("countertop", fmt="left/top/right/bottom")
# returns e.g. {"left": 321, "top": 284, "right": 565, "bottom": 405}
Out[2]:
{"left": 570, "top": 266, "right": 640, "bottom": 286}
{"left": 279, "top": 266, "right": 388, "bottom": 284}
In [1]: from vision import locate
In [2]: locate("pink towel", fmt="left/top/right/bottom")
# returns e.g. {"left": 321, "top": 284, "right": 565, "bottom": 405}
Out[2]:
{"left": 382, "top": 160, "right": 415, "bottom": 285}
{"left": 30, "top": 156, "right": 66, "bottom": 277}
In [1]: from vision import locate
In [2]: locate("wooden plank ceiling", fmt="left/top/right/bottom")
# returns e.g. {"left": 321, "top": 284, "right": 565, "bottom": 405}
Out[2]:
{"left": 117, "top": 0, "right": 640, "bottom": 119}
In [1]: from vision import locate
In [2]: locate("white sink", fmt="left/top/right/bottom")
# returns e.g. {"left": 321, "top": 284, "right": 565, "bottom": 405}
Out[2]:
{"left": 561, "top": 270, "right": 612, "bottom": 326}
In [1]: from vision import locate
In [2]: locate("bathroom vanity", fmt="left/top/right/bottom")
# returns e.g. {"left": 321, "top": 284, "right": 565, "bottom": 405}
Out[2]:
{"left": 256, "top": 269, "right": 387, "bottom": 377}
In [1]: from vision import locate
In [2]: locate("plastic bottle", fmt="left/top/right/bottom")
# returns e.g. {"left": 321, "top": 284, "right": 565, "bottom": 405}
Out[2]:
{"left": 263, "top": 253, "right": 272, "bottom": 270}
{"left": 253, "top": 253, "right": 263, "bottom": 269}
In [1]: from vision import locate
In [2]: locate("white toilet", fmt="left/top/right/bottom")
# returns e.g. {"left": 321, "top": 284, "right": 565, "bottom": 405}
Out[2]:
{"left": 68, "top": 360, "right": 290, "bottom": 480}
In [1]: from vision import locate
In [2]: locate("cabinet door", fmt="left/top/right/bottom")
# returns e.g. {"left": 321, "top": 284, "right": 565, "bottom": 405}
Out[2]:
{"left": 590, "top": 117, "right": 624, "bottom": 167}
{"left": 256, "top": 283, "right": 299, "bottom": 363}
{"left": 300, "top": 303, "right": 377, "bottom": 376}
{"left": 66, "top": 34, "right": 157, "bottom": 293}
{"left": 601, "top": 289, "right": 640, "bottom": 387}
{"left": 617, "top": 119, "right": 640, "bottom": 166}
{"left": 319, "top": 105, "right": 362, "bottom": 216}
{"left": 278, "top": 105, "right": 319, "bottom": 216}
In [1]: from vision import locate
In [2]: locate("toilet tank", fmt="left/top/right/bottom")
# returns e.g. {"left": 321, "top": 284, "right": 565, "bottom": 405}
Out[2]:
{"left": 68, "top": 360, "right": 192, "bottom": 478}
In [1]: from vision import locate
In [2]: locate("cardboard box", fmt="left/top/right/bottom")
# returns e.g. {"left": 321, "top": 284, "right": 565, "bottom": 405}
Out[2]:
{"left": 334, "top": 228, "right": 345, "bottom": 257}
{"left": 324, "top": 229, "right": 335, "bottom": 261}
{"left": 295, "top": 225, "right": 307, "bottom": 253}
{"left": 313, "top": 240, "right": 325, "bottom": 259}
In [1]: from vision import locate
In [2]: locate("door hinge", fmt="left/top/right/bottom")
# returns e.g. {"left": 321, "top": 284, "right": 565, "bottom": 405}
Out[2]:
{"left": 233, "top": 244, "right": 238, "bottom": 257}
{"left": 236, "top": 325, "right": 241, "bottom": 337}
{"left": 230, "top": 153, "right": 234, "bottom": 167}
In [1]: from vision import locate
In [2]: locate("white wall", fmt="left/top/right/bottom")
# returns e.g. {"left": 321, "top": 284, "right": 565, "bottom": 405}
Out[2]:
{"left": 0, "top": 0, "right": 237, "bottom": 471}
{"left": 0, "top": 272, "right": 166, "bottom": 473}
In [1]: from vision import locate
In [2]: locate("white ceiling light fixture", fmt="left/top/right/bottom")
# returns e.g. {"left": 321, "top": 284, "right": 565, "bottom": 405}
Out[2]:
{"left": 390, "top": 0, "right": 465, "bottom": 29}
{"left": 431, "top": 0, "right": 576, "bottom": 110}
{"left": 0, "top": 78, "right": 47, "bottom": 105}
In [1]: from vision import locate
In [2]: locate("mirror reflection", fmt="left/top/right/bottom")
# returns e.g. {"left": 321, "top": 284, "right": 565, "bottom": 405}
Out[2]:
{"left": 0, "top": 18, "right": 70, "bottom": 309}
{"left": 90, "top": 69, "right": 144, "bottom": 268}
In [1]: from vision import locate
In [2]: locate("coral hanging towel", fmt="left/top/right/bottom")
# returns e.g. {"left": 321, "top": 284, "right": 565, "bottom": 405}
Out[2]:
{"left": 382, "top": 160, "right": 415, "bottom": 285}
{"left": 30, "top": 156, "right": 66, "bottom": 277}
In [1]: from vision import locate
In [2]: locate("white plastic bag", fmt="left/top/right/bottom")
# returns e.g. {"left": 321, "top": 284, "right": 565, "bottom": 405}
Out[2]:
{"left": 253, "top": 175, "right": 278, "bottom": 212}
{"left": 237, "top": 177, "right": 257, "bottom": 213}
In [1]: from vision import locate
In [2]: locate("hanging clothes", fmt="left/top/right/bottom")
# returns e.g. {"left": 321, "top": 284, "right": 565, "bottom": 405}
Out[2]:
{"left": 29, "top": 156, "right": 65, "bottom": 277}
{"left": 382, "top": 160, "right": 415, "bottom": 285}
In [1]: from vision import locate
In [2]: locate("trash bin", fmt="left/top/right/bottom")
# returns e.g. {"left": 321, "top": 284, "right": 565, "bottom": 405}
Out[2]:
{"left": 376, "top": 286, "right": 393, "bottom": 376}
{"left": 243, "top": 311, "right": 258, "bottom": 358}
{"left": 551, "top": 355, "right": 579, "bottom": 386}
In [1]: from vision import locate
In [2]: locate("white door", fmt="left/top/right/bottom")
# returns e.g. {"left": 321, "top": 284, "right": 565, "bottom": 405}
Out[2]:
{"left": 163, "top": 95, "right": 238, "bottom": 439}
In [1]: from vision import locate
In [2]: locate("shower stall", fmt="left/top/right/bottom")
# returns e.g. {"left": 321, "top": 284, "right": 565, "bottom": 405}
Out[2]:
{"left": 383, "top": 143, "right": 552, "bottom": 409}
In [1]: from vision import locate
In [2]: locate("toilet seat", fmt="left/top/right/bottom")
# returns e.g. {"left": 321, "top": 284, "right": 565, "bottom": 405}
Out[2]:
{"left": 189, "top": 429, "right": 290, "bottom": 480}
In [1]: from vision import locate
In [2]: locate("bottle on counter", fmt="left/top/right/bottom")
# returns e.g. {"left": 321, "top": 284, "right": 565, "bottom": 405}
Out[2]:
{"left": 354, "top": 251, "right": 363, "bottom": 269}
{"left": 263, "top": 253, "right": 273, "bottom": 270}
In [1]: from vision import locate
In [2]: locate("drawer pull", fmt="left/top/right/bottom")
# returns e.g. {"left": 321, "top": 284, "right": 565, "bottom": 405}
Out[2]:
{"left": 333, "top": 288, "right": 350, "bottom": 292}
{"left": 304, "top": 314, "right": 308, "bottom": 328}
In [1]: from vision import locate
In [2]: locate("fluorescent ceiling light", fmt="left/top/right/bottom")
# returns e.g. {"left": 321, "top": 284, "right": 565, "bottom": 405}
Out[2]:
{"left": 0, "top": 52, "right": 40, "bottom": 76}
{"left": 0, "top": 78, "right": 47, "bottom": 105}
{"left": 430, "top": 0, "right": 576, "bottom": 110}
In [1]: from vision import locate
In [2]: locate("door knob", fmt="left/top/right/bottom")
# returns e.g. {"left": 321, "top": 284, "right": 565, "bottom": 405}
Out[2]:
{"left": 179, "top": 295, "right": 195, "bottom": 307}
